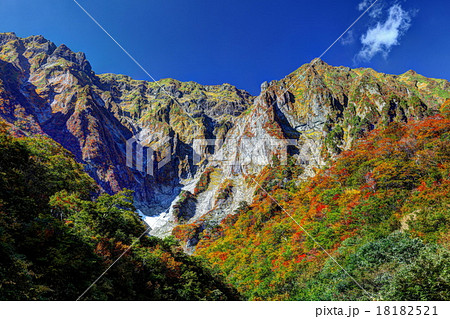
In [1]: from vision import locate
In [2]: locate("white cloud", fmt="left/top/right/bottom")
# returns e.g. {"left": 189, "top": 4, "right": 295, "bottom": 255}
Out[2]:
{"left": 358, "top": 0, "right": 371, "bottom": 11}
{"left": 356, "top": 4, "right": 412, "bottom": 61}
{"left": 359, "top": 0, "right": 385, "bottom": 18}
{"left": 340, "top": 30, "right": 355, "bottom": 46}
{"left": 368, "top": 5, "right": 384, "bottom": 18}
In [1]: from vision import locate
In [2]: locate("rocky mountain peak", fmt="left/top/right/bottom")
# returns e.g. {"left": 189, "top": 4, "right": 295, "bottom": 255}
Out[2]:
{"left": 49, "top": 44, "right": 92, "bottom": 73}
{"left": 310, "top": 57, "right": 328, "bottom": 67}
{"left": 403, "top": 69, "right": 418, "bottom": 76}
{"left": 23, "top": 35, "right": 57, "bottom": 55}
{"left": 260, "top": 81, "right": 269, "bottom": 92}
{"left": 0, "top": 32, "right": 18, "bottom": 46}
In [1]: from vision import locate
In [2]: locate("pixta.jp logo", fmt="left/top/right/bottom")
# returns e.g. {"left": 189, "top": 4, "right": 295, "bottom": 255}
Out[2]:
{"left": 126, "top": 133, "right": 301, "bottom": 176}
{"left": 126, "top": 130, "right": 171, "bottom": 176}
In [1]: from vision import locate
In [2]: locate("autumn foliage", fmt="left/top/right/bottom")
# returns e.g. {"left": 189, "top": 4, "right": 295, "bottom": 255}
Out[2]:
{"left": 0, "top": 123, "right": 240, "bottom": 300}
{"left": 191, "top": 113, "right": 450, "bottom": 300}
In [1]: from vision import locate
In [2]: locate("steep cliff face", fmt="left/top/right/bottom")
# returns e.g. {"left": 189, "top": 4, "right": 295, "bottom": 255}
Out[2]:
{"left": 192, "top": 104, "right": 450, "bottom": 300}
{"left": 0, "top": 32, "right": 253, "bottom": 215}
{"left": 169, "top": 59, "right": 449, "bottom": 247}
{"left": 1, "top": 33, "right": 449, "bottom": 241}
{"left": 223, "top": 59, "right": 449, "bottom": 176}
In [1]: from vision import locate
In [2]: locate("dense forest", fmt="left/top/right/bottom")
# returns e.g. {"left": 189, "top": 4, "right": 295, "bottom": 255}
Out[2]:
{"left": 175, "top": 102, "right": 450, "bottom": 300}
{"left": 0, "top": 121, "right": 240, "bottom": 300}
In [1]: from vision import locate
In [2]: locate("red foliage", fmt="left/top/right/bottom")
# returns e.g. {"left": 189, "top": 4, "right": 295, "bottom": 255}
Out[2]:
{"left": 295, "top": 254, "right": 307, "bottom": 263}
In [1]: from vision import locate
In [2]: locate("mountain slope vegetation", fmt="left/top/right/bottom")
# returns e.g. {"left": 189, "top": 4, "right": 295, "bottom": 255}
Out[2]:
{"left": 184, "top": 107, "right": 450, "bottom": 300}
{"left": 0, "top": 122, "right": 239, "bottom": 300}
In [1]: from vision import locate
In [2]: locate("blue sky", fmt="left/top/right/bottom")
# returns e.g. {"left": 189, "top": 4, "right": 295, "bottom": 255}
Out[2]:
{"left": 0, "top": 0, "right": 449, "bottom": 95}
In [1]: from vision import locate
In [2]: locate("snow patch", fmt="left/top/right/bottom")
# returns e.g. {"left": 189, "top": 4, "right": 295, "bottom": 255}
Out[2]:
{"left": 137, "top": 209, "right": 171, "bottom": 230}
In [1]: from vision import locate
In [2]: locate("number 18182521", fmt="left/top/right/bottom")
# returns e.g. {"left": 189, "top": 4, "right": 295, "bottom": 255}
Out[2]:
{"left": 377, "top": 306, "right": 438, "bottom": 316}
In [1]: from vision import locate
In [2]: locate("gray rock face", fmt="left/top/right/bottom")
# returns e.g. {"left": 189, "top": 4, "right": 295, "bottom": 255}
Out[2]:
{"left": 50, "top": 44, "right": 92, "bottom": 73}
{"left": 1, "top": 33, "right": 448, "bottom": 247}
{"left": 0, "top": 33, "right": 254, "bottom": 217}
{"left": 158, "top": 59, "right": 448, "bottom": 246}
{"left": 0, "top": 32, "right": 18, "bottom": 46}
{"left": 260, "top": 81, "right": 269, "bottom": 92}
